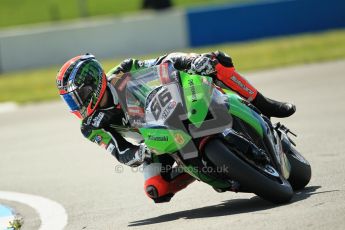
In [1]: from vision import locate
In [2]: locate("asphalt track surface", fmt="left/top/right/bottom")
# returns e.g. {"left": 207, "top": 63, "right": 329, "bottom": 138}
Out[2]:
{"left": 1, "top": 60, "right": 345, "bottom": 230}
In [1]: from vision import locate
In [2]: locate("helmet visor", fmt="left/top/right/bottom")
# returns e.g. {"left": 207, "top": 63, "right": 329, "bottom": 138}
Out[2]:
{"left": 60, "top": 91, "right": 82, "bottom": 112}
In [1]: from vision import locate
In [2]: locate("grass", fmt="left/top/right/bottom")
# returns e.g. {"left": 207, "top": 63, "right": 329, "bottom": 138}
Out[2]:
{"left": 0, "top": 0, "right": 247, "bottom": 28}
{"left": 0, "top": 29, "right": 345, "bottom": 104}
{"left": 8, "top": 215, "right": 23, "bottom": 230}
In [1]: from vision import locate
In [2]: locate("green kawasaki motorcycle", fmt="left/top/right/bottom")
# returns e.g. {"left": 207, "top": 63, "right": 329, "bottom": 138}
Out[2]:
{"left": 114, "top": 63, "right": 311, "bottom": 204}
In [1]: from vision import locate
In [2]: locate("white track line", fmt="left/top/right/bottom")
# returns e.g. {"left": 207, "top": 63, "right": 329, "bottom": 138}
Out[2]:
{"left": 0, "top": 102, "right": 18, "bottom": 114}
{"left": 1, "top": 217, "right": 14, "bottom": 229}
{"left": 0, "top": 204, "right": 15, "bottom": 229}
{"left": 0, "top": 191, "right": 68, "bottom": 230}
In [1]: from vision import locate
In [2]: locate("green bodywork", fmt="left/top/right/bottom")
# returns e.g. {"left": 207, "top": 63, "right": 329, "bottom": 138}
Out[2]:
{"left": 179, "top": 72, "right": 213, "bottom": 128}
{"left": 179, "top": 72, "right": 264, "bottom": 137}
{"left": 139, "top": 127, "right": 191, "bottom": 155}
{"left": 136, "top": 70, "right": 268, "bottom": 189}
{"left": 223, "top": 89, "right": 264, "bottom": 138}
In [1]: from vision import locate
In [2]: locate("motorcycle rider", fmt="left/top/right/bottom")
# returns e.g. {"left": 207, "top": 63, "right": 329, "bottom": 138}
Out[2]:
{"left": 56, "top": 51, "right": 296, "bottom": 203}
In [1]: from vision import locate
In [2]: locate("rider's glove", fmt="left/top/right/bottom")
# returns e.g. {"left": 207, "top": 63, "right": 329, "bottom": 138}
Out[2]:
{"left": 130, "top": 143, "right": 151, "bottom": 166}
{"left": 189, "top": 56, "right": 217, "bottom": 76}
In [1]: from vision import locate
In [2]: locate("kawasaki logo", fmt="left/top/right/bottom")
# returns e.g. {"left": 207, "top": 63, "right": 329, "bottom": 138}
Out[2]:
{"left": 148, "top": 135, "right": 168, "bottom": 141}
{"left": 188, "top": 79, "right": 198, "bottom": 102}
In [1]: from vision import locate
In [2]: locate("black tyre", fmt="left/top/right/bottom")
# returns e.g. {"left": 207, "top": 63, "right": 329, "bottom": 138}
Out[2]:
{"left": 286, "top": 146, "right": 312, "bottom": 190}
{"left": 204, "top": 139, "right": 293, "bottom": 204}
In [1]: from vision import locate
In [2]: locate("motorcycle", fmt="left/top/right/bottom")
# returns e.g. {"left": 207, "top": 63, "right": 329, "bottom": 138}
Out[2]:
{"left": 112, "top": 62, "right": 311, "bottom": 204}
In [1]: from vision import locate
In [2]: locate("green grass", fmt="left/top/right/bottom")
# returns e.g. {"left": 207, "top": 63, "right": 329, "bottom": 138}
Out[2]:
{"left": 1, "top": 29, "right": 345, "bottom": 104}
{"left": 0, "top": 0, "right": 246, "bottom": 28}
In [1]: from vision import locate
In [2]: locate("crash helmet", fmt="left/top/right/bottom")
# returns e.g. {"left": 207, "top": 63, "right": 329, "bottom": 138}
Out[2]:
{"left": 56, "top": 54, "right": 107, "bottom": 119}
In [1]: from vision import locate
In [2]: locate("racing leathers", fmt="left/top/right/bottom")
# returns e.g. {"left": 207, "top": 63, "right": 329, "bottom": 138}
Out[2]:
{"left": 81, "top": 51, "right": 295, "bottom": 203}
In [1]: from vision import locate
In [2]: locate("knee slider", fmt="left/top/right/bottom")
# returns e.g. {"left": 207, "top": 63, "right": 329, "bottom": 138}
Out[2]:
{"left": 145, "top": 183, "right": 174, "bottom": 203}
{"left": 144, "top": 175, "right": 170, "bottom": 199}
{"left": 145, "top": 185, "right": 159, "bottom": 199}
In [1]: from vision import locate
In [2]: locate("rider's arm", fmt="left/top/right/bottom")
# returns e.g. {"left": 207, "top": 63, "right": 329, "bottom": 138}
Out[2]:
{"left": 160, "top": 51, "right": 233, "bottom": 72}
{"left": 106, "top": 51, "right": 231, "bottom": 76}
{"left": 187, "top": 51, "right": 258, "bottom": 101}
{"left": 80, "top": 111, "right": 147, "bottom": 167}
{"left": 106, "top": 58, "right": 160, "bottom": 76}
{"left": 158, "top": 52, "right": 199, "bottom": 70}
{"left": 157, "top": 51, "right": 231, "bottom": 71}
{"left": 107, "top": 53, "right": 201, "bottom": 76}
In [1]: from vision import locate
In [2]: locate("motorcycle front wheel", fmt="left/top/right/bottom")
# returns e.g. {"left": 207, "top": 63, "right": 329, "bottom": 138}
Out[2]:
{"left": 204, "top": 139, "right": 293, "bottom": 204}
{"left": 285, "top": 145, "right": 312, "bottom": 190}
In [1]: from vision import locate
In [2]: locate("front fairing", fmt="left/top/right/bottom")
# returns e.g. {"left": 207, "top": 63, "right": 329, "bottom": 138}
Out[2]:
{"left": 111, "top": 63, "right": 190, "bottom": 154}
{"left": 111, "top": 63, "right": 233, "bottom": 156}
{"left": 222, "top": 88, "right": 291, "bottom": 178}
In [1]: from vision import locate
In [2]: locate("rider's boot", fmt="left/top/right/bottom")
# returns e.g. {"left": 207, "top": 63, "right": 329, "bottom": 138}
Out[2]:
{"left": 252, "top": 92, "right": 296, "bottom": 118}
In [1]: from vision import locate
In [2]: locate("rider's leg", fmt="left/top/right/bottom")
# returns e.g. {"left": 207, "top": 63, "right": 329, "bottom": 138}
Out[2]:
{"left": 143, "top": 156, "right": 195, "bottom": 203}
{"left": 213, "top": 52, "right": 296, "bottom": 118}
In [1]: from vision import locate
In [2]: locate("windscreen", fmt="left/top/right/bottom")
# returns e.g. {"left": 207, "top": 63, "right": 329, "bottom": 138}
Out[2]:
{"left": 113, "top": 62, "right": 182, "bottom": 128}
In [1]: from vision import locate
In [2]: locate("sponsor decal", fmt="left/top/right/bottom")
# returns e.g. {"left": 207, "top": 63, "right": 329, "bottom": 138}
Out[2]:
{"left": 128, "top": 106, "right": 145, "bottom": 117}
{"left": 174, "top": 133, "right": 185, "bottom": 145}
{"left": 85, "top": 116, "right": 93, "bottom": 125}
{"left": 94, "top": 135, "right": 102, "bottom": 144}
{"left": 188, "top": 79, "right": 198, "bottom": 102}
{"left": 130, "top": 118, "right": 144, "bottom": 127}
{"left": 148, "top": 135, "right": 168, "bottom": 141}
{"left": 161, "top": 100, "right": 177, "bottom": 120}
{"left": 56, "top": 79, "right": 64, "bottom": 90}
{"left": 92, "top": 112, "right": 105, "bottom": 127}
{"left": 121, "top": 112, "right": 130, "bottom": 126}
{"left": 230, "top": 75, "right": 254, "bottom": 95}
{"left": 159, "top": 63, "right": 170, "bottom": 84}
{"left": 94, "top": 134, "right": 107, "bottom": 148}
{"left": 107, "top": 143, "right": 115, "bottom": 152}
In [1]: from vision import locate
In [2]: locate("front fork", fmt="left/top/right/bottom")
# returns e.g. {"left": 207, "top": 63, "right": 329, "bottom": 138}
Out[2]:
{"left": 263, "top": 119, "right": 292, "bottom": 179}
{"left": 221, "top": 128, "right": 270, "bottom": 164}
{"left": 224, "top": 113, "right": 291, "bottom": 180}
